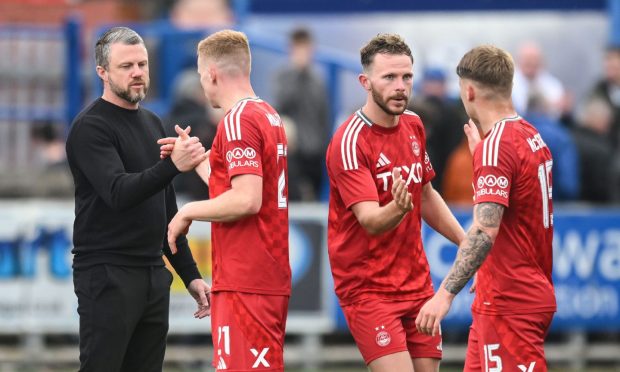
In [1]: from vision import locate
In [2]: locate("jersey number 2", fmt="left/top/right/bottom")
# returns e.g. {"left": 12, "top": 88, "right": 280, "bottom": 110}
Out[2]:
{"left": 277, "top": 144, "right": 287, "bottom": 209}
{"left": 537, "top": 160, "right": 553, "bottom": 229}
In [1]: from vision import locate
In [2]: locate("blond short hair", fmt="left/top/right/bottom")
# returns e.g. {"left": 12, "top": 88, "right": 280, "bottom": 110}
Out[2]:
{"left": 456, "top": 45, "right": 514, "bottom": 99}
{"left": 197, "top": 29, "right": 251, "bottom": 76}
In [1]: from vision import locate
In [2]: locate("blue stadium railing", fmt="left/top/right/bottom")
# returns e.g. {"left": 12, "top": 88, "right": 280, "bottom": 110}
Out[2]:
{"left": 0, "top": 18, "right": 80, "bottom": 126}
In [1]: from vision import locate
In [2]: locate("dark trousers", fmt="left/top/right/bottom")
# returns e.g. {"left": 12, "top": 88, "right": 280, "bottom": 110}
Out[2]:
{"left": 73, "top": 264, "right": 173, "bottom": 372}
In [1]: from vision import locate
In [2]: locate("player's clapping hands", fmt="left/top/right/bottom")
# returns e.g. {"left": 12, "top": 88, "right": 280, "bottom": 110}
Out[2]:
{"left": 391, "top": 167, "right": 413, "bottom": 213}
{"left": 157, "top": 125, "right": 207, "bottom": 171}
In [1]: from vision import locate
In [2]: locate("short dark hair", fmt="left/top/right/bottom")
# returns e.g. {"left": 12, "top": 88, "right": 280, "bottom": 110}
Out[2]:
{"left": 606, "top": 45, "right": 620, "bottom": 56}
{"left": 290, "top": 27, "right": 312, "bottom": 45}
{"left": 95, "top": 27, "right": 144, "bottom": 69}
{"left": 456, "top": 45, "right": 514, "bottom": 98}
{"left": 360, "top": 33, "right": 413, "bottom": 71}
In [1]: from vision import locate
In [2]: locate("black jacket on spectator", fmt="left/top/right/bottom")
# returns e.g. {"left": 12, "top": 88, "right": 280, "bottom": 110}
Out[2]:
{"left": 590, "top": 80, "right": 620, "bottom": 150}
{"left": 572, "top": 126, "right": 614, "bottom": 203}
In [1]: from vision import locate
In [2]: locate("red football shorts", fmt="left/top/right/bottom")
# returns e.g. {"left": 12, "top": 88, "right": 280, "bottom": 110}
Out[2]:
{"left": 211, "top": 291, "right": 289, "bottom": 371}
{"left": 341, "top": 297, "right": 443, "bottom": 365}
{"left": 464, "top": 312, "right": 554, "bottom": 372}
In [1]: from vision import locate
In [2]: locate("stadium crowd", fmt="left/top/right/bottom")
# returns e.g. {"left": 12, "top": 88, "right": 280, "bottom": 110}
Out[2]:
{"left": 1, "top": 0, "right": 619, "bottom": 205}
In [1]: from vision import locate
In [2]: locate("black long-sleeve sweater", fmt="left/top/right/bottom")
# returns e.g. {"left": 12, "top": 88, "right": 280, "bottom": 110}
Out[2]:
{"left": 66, "top": 98, "right": 200, "bottom": 287}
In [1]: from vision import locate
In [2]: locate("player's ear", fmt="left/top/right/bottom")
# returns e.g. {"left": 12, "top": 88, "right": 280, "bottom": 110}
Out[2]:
{"left": 358, "top": 73, "right": 371, "bottom": 91}
{"left": 208, "top": 66, "right": 217, "bottom": 84}
{"left": 466, "top": 84, "right": 475, "bottom": 102}
{"left": 96, "top": 66, "right": 107, "bottom": 82}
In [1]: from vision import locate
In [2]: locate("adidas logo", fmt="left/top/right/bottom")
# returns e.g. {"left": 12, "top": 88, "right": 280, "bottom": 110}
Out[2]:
{"left": 217, "top": 356, "right": 227, "bottom": 369}
{"left": 376, "top": 153, "right": 391, "bottom": 168}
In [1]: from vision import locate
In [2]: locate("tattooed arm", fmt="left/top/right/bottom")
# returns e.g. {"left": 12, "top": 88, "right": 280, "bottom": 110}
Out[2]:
{"left": 415, "top": 202, "right": 504, "bottom": 336}
{"left": 442, "top": 202, "right": 503, "bottom": 294}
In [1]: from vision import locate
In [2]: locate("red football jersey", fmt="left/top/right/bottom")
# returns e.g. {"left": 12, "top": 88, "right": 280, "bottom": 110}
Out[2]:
{"left": 326, "top": 110, "right": 436, "bottom": 306}
{"left": 471, "top": 116, "right": 556, "bottom": 315}
{"left": 208, "top": 98, "right": 291, "bottom": 296}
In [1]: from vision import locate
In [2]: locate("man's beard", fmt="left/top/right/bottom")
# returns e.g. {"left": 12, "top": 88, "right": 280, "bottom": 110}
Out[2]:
{"left": 109, "top": 76, "right": 148, "bottom": 104}
{"left": 371, "top": 87, "right": 408, "bottom": 116}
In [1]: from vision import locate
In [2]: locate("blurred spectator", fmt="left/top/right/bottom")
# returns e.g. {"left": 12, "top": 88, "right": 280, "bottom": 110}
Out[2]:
{"left": 409, "top": 67, "right": 467, "bottom": 193}
{"left": 441, "top": 138, "right": 473, "bottom": 206}
{"left": 589, "top": 46, "right": 620, "bottom": 149}
{"left": 572, "top": 98, "right": 615, "bottom": 203}
{"left": 281, "top": 115, "right": 314, "bottom": 201}
{"left": 30, "top": 120, "right": 73, "bottom": 197}
{"left": 169, "top": 0, "right": 233, "bottom": 29}
{"left": 273, "top": 27, "right": 330, "bottom": 201}
{"left": 612, "top": 155, "right": 620, "bottom": 202}
{"left": 165, "top": 70, "right": 219, "bottom": 200}
{"left": 525, "top": 94, "right": 580, "bottom": 201}
{"left": 513, "top": 41, "right": 566, "bottom": 120}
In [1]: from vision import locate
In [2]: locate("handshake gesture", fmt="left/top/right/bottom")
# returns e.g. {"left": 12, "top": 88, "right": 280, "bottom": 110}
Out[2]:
{"left": 157, "top": 125, "right": 207, "bottom": 172}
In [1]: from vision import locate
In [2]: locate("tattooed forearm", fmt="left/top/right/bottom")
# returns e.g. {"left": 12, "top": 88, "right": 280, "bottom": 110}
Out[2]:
{"left": 441, "top": 203, "right": 503, "bottom": 295}
{"left": 476, "top": 203, "right": 502, "bottom": 228}
{"left": 443, "top": 228, "right": 493, "bottom": 294}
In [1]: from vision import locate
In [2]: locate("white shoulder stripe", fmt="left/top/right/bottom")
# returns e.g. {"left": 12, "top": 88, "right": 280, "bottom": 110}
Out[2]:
{"left": 350, "top": 120, "right": 365, "bottom": 170}
{"left": 482, "top": 121, "right": 505, "bottom": 166}
{"left": 403, "top": 109, "right": 420, "bottom": 117}
{"left": 492, "top": 122, "right": 506, "bottom": 166}
{"left": 340, "top": 117, "right": 364, "bottom": 171}
{"left": 483, "top": 123, "right": 497, "bottom": 166}
{"left": 340, "top": 116, "right": 358, "bottom": 171}
{"left": 234, "top": 100, "right": 247, "bottom": 140}
{"left": 482, "top": 123, "right": 497, "bottom": 166}
{"left": 224, "top": 100, "right": 248, "bottom": 141}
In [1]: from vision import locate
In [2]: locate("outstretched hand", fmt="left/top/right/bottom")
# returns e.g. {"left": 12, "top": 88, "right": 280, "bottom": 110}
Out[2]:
{"left": 391, "top": 167, "right": 413, "bottom": 213}
{"left": 464, "top": 119, "right": 482, "bottom": 155}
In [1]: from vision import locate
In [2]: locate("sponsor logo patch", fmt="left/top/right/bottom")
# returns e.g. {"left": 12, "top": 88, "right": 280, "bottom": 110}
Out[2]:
{"left": 229, "top": 160, "right": 259, "bottom": 170}
{"left": 477, "top": 175, "right": 509, "bottom": 190}
{"left": 226, "top": 147, "right": 257, "bottom": 162}
{"left": 476, "top": 188, "right": 508, "bottom": 199}
{"left": 497, "top": 176, "right": 508, "bottom": 189}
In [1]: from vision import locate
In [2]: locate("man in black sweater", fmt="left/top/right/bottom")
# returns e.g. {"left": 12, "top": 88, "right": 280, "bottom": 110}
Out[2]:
{"left": 65, "top": 27, "right": 210, "bottom": 372}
